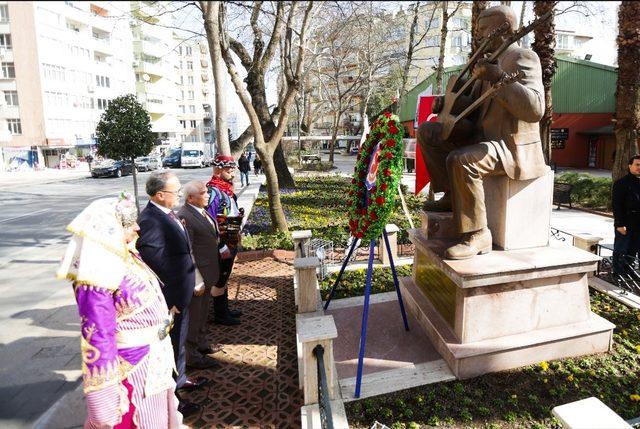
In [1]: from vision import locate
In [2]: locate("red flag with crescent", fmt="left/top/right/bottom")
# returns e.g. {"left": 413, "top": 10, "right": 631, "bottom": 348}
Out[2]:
{"left": 415, "top": 95, "right": 438, "bottom": 195}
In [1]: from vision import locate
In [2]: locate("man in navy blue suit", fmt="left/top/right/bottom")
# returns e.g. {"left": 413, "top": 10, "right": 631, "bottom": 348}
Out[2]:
{"left": 136, "top": 170, "right": 207, "bottom": 417}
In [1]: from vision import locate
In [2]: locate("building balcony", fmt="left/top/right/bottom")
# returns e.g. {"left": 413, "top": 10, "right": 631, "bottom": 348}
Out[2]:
{"left": 136, "top": 61, "right": 165, "bottom": 78}
{"left": 92, "top": 37, "right": 112, "bottom": 56}
{"left": 144, "top": 99, "right": 168, "bottom": 114}
{"left": 134, "top": 40, "right": 165, "bottom": 59}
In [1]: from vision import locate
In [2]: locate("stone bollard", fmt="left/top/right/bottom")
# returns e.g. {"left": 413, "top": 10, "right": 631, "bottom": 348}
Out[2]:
{"left": 572, "top": 233, "right": 603, "bottom": 277}
{"left": 295, "top": 257, "right": 321, "bottom": 313}
{"left": 379, "top": 224, "right": 400, "bottom": 266}
{"left": 292, "top": 230, "right": 313, "bottom": 259}
{"left": 297, "top": 315, "right": 338, "bottom": 405}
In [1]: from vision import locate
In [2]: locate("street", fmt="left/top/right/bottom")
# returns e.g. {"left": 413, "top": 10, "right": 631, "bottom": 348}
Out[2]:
{"left": 0, "top": 167, "right": 222, "bottom": 428}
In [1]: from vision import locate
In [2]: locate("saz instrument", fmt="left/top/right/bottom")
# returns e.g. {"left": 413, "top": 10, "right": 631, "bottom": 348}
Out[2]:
{"left": 436, "top": 10, "right": 553, "bottom": 140}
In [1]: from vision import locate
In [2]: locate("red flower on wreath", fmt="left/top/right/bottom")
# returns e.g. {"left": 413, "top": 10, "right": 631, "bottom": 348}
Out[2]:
{"left": 380, "top": 183, "right": 388, "bottom": 191}
{"left": 376, "top": 196, "right": 385, "bottom": 205}
{"left": 383, "top": 169, "right": 392, "bottom": 177}
{"left": 370, "top": 211, "right": 378, "bottom": 220}
{"left": 385, "top": 152, "right": 393, "bottom": 160}
{"left": 386, "top": 139, "right": 396, "bottom": 148}
{"left": 389, "top": 125, "right": 399, "bottom": 135}
{"left": 384, "top": 111, "right": 392, "bottom": 118}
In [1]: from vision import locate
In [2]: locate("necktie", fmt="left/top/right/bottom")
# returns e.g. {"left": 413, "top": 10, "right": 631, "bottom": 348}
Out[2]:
{"left": 201, "top": 209, "right": 219, "bottom": 235}
{"left": 168, "top": 211, "right": 185, "bottom": 231}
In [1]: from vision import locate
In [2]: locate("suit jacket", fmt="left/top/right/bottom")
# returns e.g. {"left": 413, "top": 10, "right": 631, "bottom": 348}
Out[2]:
{"left": 136, "top": 201, "right": 196, "bottom": 311}
{"left": 178, "top": 204, "right": 221, "bottom": 287}
{"left": 475, "top": 44, "right": 549, "bottom": 181}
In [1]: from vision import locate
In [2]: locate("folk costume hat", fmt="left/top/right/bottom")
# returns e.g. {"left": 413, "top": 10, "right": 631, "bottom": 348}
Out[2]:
{"left": 213, "top": 154, "right": 237, "bottom": 168}
{"left": 57, "top": 192, "right": 138, "bottom": 290}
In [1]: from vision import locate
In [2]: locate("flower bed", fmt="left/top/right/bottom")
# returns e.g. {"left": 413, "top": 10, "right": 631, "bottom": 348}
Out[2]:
{"left": 344, "top": 289, "right": 640, "bottom": 429}
{"left": 318, "top": 265, "right": 413, "bottom": 300}
{"left": 242, "top": 175, "right": 424, "bottom": 251}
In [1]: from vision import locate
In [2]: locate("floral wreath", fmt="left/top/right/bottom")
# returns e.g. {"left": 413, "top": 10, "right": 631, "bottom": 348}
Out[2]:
{"left": 347, "top": 112, "right": 404, "bottom": 242}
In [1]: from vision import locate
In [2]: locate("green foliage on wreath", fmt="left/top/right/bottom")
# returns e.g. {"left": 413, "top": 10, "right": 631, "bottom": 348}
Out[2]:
{"left": 347, "top": 112, "right": 404, "bottom": 242}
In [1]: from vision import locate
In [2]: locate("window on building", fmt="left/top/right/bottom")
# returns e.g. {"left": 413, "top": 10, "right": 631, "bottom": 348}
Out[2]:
{"left": 188, "top": 76, "right": 194, "bottom": 85}
{"left": 186, "top": 61, "right": 193, "bottom": 70}
{"left": 2, "top": 62, "right": 15, "bottom": 78}
{"left": 179, "top": 60, "right": 183, "bottom": 69}
{"left": 450, "top": 17, "right": 467, "bottom": 29}
{"left": 427, "top": 16, "right": 440, "bottom": 30}
{"left": 179, "top": 76, "right": 184, "bottom": 85}
{"left": 7, "top": 118, "right": 21, "bottom": 135}
{"left": 179, "top": 105, "right": 185, "bottom": 114}
{"left": 180, "top": 90, "right": 185, "bottom": 99}
{"left": 451, "top": 35, "right": 463, "bottom": 47}
{"left": 186, "top": 46, "right": 192, "bottom": 55}
{"left": 425, "top": 36, "right": 439, "bottom": 47}
{"left": 189, "top": 105, "right": 195, "bottom": 113}
{"left": 179, "top": 120, "right": 186, "bottom": 129}
{"left": 0, "top": 5, "right": 9, "bottom": 23}
{"left": 4, "top": 90, "right": 18, "bottom": 106}
{"left": 0, "top": 34, "right": 11, "bottom": 49}
{"left": 190, "top": 120, "right": 196, "bottom": 128}
{"left": 558, "top": 34, "right": 570, "bottom": 50}
{"left": 188, "top": 90, "right": 194, "bottom": 100}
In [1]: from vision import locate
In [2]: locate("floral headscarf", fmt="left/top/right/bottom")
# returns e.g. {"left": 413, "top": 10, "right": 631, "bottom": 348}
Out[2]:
{"left": 57, "top": 193, "right": 138, "bottom": 291}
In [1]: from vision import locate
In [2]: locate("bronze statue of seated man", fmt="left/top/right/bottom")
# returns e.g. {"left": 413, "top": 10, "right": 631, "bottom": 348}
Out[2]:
{"left": 417, "top": 5, "right": 549, "bottom": 260}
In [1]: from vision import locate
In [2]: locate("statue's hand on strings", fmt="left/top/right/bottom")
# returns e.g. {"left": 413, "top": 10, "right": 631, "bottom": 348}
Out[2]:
{"left": 473, "top": 58, "right": 506, "bottom": 84}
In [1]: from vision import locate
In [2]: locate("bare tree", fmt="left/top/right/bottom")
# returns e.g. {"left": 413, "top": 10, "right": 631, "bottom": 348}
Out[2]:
{"left": 218, "top": 1, "right": 316, "bottom": 232}
{"left": 200, "top": 1, "right": 229, "bottom": 155}
{"left": 612, "top": 1, "right": 640, "bottom": 181}
{"left": 435, "top": 1, "right": 464, "bottom": 93}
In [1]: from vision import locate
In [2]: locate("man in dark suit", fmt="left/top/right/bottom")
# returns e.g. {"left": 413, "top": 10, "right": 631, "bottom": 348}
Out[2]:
{"left": 612, "top": 155, "right": 640, "bottom": 275}
{"left": 136, "top": 171, "right": 207, "bottom": 417}
{"left": 179, "top": 180, "right": 231, "bottom": 369}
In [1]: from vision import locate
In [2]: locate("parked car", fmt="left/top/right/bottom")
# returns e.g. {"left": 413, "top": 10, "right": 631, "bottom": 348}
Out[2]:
{"left": 135, "top": 156, "right": 161, "bottom": 172}
{"left": 91, "top": 159, "right": 135, "bottom": 178}
{"left": 162, "top": 150, "right": 181, "bottom": 168}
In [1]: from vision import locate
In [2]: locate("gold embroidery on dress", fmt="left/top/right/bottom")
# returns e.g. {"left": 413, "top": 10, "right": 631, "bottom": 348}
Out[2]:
{"left": 81, "top": 323, "right": 101, "bottom": 364}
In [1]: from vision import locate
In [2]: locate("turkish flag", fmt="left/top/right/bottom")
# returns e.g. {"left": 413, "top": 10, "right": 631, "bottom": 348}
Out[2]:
{"left": 415, "top": 95, "right": 438, "bottom": 195}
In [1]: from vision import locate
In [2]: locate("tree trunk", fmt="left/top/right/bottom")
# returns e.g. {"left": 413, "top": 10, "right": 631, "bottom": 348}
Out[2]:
{"left": 399, "top": 1, "right": 421, "bottom": 110}
{"left": 435, "top": 1, "right": 449, "bottom": 94}
{"left": 274, "top": 143, "right": 295, "bottom": 188}
{"left": 612, "top": 1, "right": 640, "bottom": 182}
{"left": 257, "top": 145, "right": 289, "bottom": 232}
{"left": 329, "top": 110, "right": 341, "bottom": 163}
{"left": 201, "top": 1, "right": 230, "bottom": 155}
{"left": 131, "top": 156, "right": 140, "bottom": 215}
{"left": 470, "top": 1, "right": 490, "bottom": 58}
{"left": 531, "top": 1, "right": 556, "bottom": 165}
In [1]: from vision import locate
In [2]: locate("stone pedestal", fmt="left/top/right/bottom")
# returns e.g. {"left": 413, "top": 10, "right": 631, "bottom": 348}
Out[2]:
{"left": 484, "top": 170, "right": 553, "bottom": 250}
{"left": 401, "top": 228, "right": 615, "bottom": 379}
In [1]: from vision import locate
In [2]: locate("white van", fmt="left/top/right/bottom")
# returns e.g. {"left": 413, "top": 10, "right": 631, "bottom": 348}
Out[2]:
{"left": 181, "top": 142, "right": 211, "bottom": 168}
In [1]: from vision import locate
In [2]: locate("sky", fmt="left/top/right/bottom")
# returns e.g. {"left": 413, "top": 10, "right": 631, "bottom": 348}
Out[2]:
{"left": 127, "top": 1, "right": 622, "bottom": 136}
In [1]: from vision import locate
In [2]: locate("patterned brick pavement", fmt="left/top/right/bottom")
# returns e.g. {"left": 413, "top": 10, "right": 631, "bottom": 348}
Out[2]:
{"left": 182, "top": 255, "right": 303, "bottom": 428}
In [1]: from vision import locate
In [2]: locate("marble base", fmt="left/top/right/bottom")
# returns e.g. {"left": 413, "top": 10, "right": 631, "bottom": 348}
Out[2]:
{"left": 484, "top": 170, "right": 554, "bottom": 250}
{"left": 404, "top": 228, "right": 614, "bottom": 379}
{"left": 400, "top": 276, "right": 614, "bottom": 379}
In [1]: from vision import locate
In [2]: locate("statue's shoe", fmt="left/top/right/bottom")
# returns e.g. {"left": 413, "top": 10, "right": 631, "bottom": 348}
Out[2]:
{"left": 445, "top": 228, "right": 492, "bottom": 260}
{"left": 423, "top": 194, "right": 452, "bottom": 212}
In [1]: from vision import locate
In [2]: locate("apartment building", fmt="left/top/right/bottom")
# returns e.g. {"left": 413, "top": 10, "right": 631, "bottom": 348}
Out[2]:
{"left": 174, "top": 36, "right": 214, "bottom": 145}
{"left": 130, "top": 0, "right": 180, "bottom": 147}
{"left": 0, "top": 1, "right": 135, "bottom": 170}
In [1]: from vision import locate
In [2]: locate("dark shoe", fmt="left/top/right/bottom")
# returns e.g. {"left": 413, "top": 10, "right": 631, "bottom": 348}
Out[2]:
{"left": 198, "top": 344, "right": 224, "bottom": 355}
{"left": 186, "top": 356, "right": 219, "bottom": 370}
{"left": 423, "top": 193, "right": 452, "bottom": 212}
{"left": 178, "top": 376, "right": 210, "bottom": 392}
{"left": 214, "top": 315, "right": 241, "bottom": 326}
{"left": 228, "top": 308, "right": 242, "bottom": 318}
{"left": 178, "top": 401, "right": 201, "bottom": 417}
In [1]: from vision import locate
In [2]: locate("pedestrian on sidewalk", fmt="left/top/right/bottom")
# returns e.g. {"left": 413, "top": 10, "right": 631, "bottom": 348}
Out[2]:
{"left": 136, "top": 171, "right": 208, "bottom": 417}
{"left": 206, "top": 154, "right": 244, "bottom": 325}
{"left": 56, "top": 193, "right": 184, "bottom": 428}
{"left": 179, "top": 180, "right": 231, "bottom": 369}
{"left": 612, "top": 155, "right": 640, "bottom": 275}
{"left": 238, "top": 152, "right": 251, "bottom": 187}
{"left": 253, "top": 155, "right": 262, "bottom": 175}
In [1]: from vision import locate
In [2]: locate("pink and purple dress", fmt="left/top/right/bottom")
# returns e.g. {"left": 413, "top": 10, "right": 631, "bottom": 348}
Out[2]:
{"left": 75, "top": 253, "right": 183, "bottom": 428}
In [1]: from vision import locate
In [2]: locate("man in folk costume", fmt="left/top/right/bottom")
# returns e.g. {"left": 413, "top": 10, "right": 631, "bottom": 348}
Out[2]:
{"left": 206, "top": 154, "right": 244, "bottom": 325}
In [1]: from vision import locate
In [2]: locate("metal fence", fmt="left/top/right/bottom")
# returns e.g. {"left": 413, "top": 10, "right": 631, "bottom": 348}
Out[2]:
{"left": 313, "top": 345, "right": 334, "bottom": 429}
{"left": 596, "top": 243, "right": 640, "bottom": 296}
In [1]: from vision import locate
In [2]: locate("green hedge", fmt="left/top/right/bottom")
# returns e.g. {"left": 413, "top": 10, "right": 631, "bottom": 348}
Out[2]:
{"left": 556, "top": 172, "right": 612, "bottom": 210}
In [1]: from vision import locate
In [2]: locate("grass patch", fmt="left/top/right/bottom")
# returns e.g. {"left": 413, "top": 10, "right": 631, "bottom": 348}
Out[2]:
{"left": 556, "top": 172, "right": 612, "bottom": 210}
{"left": 242, "top": 175, "right": 424, "bottom": 250}
{"left": 345, "top": 290, "right": 640, "bottom": 428}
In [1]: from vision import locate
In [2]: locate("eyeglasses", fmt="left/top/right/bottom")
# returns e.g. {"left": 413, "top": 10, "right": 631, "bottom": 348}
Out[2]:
{"left": 160, "top": 188, "right": 183, "bottom": 196}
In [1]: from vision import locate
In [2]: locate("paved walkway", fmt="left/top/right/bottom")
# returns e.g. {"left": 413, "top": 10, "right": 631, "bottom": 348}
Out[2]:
{"left": 182, "top": 254, "right": 302, "bottom": 428}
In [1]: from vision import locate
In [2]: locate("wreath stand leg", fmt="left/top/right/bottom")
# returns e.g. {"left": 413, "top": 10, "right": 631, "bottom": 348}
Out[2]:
{"left": 383, "top": 229, "right": 410, "bottom": 331}
{"left": 354, "top": 238, "right": 376, "bottom": 398}
{"left": 323, "top": 237, "right": 358, "bottom": 310}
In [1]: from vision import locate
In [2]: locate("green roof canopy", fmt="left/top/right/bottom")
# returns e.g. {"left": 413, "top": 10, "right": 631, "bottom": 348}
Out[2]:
{"left": 398, "top": 56, "right": 617, "bottom": 123}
